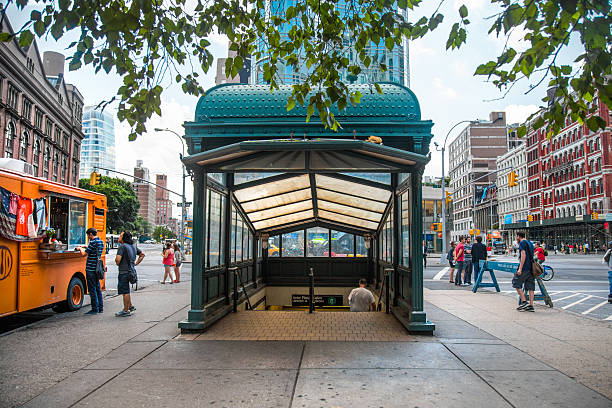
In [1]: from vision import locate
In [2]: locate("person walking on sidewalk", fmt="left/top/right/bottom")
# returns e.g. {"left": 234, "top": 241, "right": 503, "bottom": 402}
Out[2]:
{"left": 173, "top": 242, "right": 182, "bottom": 283}
{"left": 463, "top": 236, "right": 473, "bottom": 285}
{"left": 515, "top": 231, "right": 535, "bottom": 312}
{"left": 603, "top": 241, "right": 612, "bottom": 303}
{"left": 161, "top": 241, "right": 175, "bottom": 284}
{"left": 447, "top": 241, "right": 456, "bottom": 283}
{"left": 78, "top": 228, "right": 105, "bottom": 314}
{"left": 422, "top": 240, "right": 428, "bottom": 268}
{"left": 471, "top": 236, "right": 487, "bottom": 283}
{"left": 115, "top": 231, "right": 145, "bottom": 317}
{"left": 454, "top": 236, "right": 465, "bottom": 286}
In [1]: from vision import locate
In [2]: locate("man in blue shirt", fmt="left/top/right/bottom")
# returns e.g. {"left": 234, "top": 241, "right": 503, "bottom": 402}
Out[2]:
{"left": 78, "top": 228, "right": 105, "bottom": 314}
{"left": 514, "top": 231, "right": 535, "bottom": 312}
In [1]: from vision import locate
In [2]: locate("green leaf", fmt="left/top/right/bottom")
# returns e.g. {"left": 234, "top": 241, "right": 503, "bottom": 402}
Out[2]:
{"left": 18, "top": 31, "right": 34, "bottom": 47}
{"left": 287, "top": 97, "right": 296, "bottom": 112}
{"left": 459, "top": 5, "right": 468, "bottom": 18}
{"left": 33, "top": 21, "right": 45, "bottom": 36}
{"left": 374, "top": 83, "right": 383, "bottom": 94}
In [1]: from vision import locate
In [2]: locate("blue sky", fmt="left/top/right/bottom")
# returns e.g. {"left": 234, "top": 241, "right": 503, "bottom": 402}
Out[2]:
{"left": 5, "top": 1, "right": 583, "bottom": 202}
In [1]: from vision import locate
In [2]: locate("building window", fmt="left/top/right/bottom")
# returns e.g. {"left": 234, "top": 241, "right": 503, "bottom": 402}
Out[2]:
{"left": 72, "top": 163, "right": 78, "bottom": 186}
{"left": 21, "top": 98, "right": 32, "bottom": 122}
{"left": 54, "top": 127, "right": 61, "bottom": 144}
{"left": 34, "top": 109, "right": 43, "bottom": 129}
{"left": 62, "top": 134, "right": 69, "bottom": 150}
{"left": 61, "top": 157, "right": 67, "bottom": 184}
{"left": 4, "top": 121, "right": 16, "bottom": 158}
{"left": 32, "top": 140, "right": 41, "bottom": 176}
{"left": 73, "top": 142, "right": 80, "bottom": 159}
{"left": 53, "top": 152, "right": 59, "bottom": 181}
{"left": 26, "top": 57, "right": 34, "bottom": 73}
{"left": 45, "top": 118, "right": 53, "bottom": 139}
{"left": 7, "top": 84, "right": 19, "bottom": 110}
{"left": 43, "top": 146, "right": 50, "bottom": 179}
{"left": 19, "top": 131, "right": 29, "bottom": 160}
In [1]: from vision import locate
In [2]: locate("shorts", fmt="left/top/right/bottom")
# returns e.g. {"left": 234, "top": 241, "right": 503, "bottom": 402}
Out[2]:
{"left": 449, "top": 261, "right": 455, "bottom": 268}
{"left": 163, "top": 263, "right": 174, "bottom": 267}
{"left": 512, "top": 269, "right": 535, "bottom": 291}
{"left": 118, "top": 273, "right": 130, "bottom": 295}
{"left": 175, "top": 261, "right": 182, "bottom": 267}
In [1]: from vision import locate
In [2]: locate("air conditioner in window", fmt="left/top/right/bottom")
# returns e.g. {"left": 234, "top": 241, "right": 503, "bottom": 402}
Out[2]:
{"left": 0, "top": 158, "right": 34, "bottom": 175}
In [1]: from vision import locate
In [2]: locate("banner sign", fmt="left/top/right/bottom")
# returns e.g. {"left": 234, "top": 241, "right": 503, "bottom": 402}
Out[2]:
{"left": 292, "top": 294, "right": 343, "bottom": 307}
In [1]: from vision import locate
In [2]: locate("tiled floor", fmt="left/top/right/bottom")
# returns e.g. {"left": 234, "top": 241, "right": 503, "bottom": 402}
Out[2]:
{"left": 185, "top": 311, "right": 417, "bottom": 341}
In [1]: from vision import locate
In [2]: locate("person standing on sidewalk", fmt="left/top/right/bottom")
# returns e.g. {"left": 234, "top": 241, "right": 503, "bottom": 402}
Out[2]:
{"left": 115, "top": 231, "right": 145, "bottom": 317}
{"left": 173, "top": 242, "right": 182, "bottom": 283}
{"left": 463, "top": 236, "right": 473, "bottom": 285}
{"left": 161, "top": 241, "right": 175, "bottom": 284}
{"left": 515, "top": 231, "right": 535, "bottom": 312}
{"left": 422, "top": 240, "right": 428, "bottom": 268}
{"left": 78, "top": 228, "right": 105, "bottom": 314}
{"left": 447, "top": 241, "right": 456, "bottom": 283}
{"left": 603, "top": 241, "right": 612, "bottom": 303}
{"left": 471, "top": 236, "right": 487, "bottom": 283}
{"left": 454, "top": 236, "right": 465, "bottom": 286}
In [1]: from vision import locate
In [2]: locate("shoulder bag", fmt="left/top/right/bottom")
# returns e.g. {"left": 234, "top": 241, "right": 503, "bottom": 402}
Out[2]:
{"left": 526, "top": 242, "right": 543, "bottom": 278}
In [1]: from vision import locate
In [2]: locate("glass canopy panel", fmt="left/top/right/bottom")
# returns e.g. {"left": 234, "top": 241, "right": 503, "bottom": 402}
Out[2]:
{"left": 316, "top": 189, "right": 387, "bottom": 213}
{"left": 315, "top": 174, "right": 390, "bottom": 202}
{"left": 241, "top": 188, "right": 312, "bottom": 213}
{"left": 340, "top": 173, "right": 391, "bottom": 184}
{"left": 318, "top": 210, "right": 380, "bottom": 230}
{"left": 247, "top": 200, "right": 313, "bottom": 222}
{"left": 235, "top": 172, "right": 281, "bottom": 184}
{"left": 234, "top": 174, "right": 310, "bottom": 203}
{"left": 317, "top": 199, "right": 382, "bottom": 222}
{"left": 252, "top": 209, "right": 314, "bottom": 230}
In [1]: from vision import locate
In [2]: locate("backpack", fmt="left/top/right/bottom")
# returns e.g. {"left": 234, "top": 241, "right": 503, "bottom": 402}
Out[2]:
{"left": 525, "top": 241, "right": 543, "bottom": 278}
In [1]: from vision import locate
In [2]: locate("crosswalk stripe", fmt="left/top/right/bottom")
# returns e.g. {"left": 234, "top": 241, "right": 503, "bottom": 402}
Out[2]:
{"left": 433, "top": 267, "right": 449, "bottom": 281}
{"left": 552, "top": 293, "right": 581, "bottom": 302}
{"left": 581, "top": 301, "right": 609, "bottom": 315}
{"left": 605, "top": 314, "right": 612, "bottom": 321}
{"left": 561, "top": 295, "right": 593, "bottom": 309}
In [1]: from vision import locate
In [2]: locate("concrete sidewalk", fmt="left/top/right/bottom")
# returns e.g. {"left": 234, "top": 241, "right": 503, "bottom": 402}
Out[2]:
{"left": 1, "top": 281, "right": 611, "bottom": 407}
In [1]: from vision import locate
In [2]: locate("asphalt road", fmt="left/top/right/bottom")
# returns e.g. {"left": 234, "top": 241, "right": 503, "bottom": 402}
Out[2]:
{"left": 424, "top": 253, "right": 612, "bottom": 321}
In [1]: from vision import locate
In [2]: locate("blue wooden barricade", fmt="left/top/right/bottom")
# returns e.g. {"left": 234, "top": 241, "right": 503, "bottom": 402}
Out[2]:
{"left": 476, "top": 260, "right": 553, "bottom": 307}
{"left": 474, "top": 260, "right": 502, "bottom": 293}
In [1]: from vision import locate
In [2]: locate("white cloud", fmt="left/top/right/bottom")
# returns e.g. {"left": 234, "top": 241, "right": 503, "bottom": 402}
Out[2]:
{"left": 502, "top": 104, "right": 540, "bottom": 125}
{"left": 410, "top": 40, "right": 436, "bottom": 57}
{"left": 432, "top": 77, "right": 457, "bottom": 99}
{"left": 114, "top": 99, "right": 195, "bottom": 205}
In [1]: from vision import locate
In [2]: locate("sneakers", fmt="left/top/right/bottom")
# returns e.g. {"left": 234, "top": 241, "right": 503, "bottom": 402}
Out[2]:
{"left": 85, "top": 310, "right": 98, "bottom": 315}
{"left": 129, "top": 306, "right": 136, "bottom": 312}
{"left": 516, "top": 301, "right": 529, "bottom": 311}
{"left": 115, "top": 310, "right": 131, "bottom": 317}
{"left": 523, "top": 305, "right": 535, "bottom": 312}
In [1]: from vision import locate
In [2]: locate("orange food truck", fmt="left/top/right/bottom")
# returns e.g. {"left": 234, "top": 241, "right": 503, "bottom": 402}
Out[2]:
{"left": 0, "top": 163, "right": 107, "bottom": 317}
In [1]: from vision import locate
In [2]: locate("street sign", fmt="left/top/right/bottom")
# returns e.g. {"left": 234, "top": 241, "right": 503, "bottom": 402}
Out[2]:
{"left": 291, "top": 294, "right": 343, "bottom": 307}
{"left": 177, "top": 202, "right": 192, "bottom": 207}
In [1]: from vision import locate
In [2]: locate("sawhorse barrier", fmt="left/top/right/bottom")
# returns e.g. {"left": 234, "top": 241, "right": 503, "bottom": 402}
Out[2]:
{"left": 476, "top": 260, "right": 553, "bottom": 307}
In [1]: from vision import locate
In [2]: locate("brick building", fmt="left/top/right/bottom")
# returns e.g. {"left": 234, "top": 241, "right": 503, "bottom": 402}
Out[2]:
{"left": 504, "top": 94, "right": 612, "bottom": 248}
{"left": 155, "top": 174, "right": 173, "bottom": 225}
{"left": 0, "top": 17, "right": 84, "bottom": 185}
{"left": 133, "top": 160, "right": 156, "bottom": 226}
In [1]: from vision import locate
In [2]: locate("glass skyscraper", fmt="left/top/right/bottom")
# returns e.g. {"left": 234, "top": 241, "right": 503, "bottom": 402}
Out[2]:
{"left": 80, "top": 106, "right": 116, "bottom": 180}
{"left": 252, "top": 0, "right": 409, "bottom": 87}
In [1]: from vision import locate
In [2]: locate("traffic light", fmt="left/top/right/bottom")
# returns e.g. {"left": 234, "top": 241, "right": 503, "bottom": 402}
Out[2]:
{"left": 527, "top": 214, "right": 533, "bottom": 222}
{"left": 592, "top": 212, "right": 599, "bottom": 220}
{"left": 89, "top": 171, "right": 101, "bottom": 186}
{"left": 508, "top": 171, "right": 518, "bottom": 187}
{"left": 445, "top": 191, "right": 452, "bottom": 205}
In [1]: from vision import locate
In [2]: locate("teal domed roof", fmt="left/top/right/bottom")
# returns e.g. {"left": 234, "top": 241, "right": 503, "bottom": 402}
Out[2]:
{"left": 194, "top": 82, "right": 422, "bottom": 123}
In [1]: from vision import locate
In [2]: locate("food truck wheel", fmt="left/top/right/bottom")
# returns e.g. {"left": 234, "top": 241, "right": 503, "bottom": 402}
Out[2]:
{"left": 66, "top": 277, "right": 85, "bottom": 311}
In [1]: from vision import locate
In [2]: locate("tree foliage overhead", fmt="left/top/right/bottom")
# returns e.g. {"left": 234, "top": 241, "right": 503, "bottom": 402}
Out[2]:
{"left": 3, "top": 0, "right": 610, "bottom": 138}
{"left": 78, "top": 176, "right": 140, "bottom": 233}
{"left": 153, "top": 225, "right": 176, "bottom": 241}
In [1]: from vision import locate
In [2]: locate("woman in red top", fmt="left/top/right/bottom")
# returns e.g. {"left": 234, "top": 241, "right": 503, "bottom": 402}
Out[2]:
{"left": 161, "top": 241, "right": 175, "bottom": 284}
{"left": 534, "top": 242, "right": 546, "bottom": 264}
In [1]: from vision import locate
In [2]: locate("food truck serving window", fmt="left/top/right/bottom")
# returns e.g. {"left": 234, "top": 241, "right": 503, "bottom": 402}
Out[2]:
{"left": 49, "top": 196, "right": 87, "bottom": 249}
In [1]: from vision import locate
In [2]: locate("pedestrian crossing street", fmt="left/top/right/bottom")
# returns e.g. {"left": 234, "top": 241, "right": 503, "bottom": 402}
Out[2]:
{"left": 501, "top": 289, "right": 612, "bottom": 321}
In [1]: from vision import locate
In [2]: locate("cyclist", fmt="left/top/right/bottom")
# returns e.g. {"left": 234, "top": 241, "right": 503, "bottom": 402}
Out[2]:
{"left": 534, "top": 242, "right": 546, "bottom": 265}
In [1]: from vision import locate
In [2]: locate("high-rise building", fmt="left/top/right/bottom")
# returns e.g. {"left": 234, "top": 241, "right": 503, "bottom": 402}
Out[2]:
{"left": 80, "top": 106, "right": 116, "bottom": 179}
{"left": 133, "top": 160, "right": 156, "bottom": 226}
{"left": 0, "top": 16, "right": 84, "bottom": 185}
{"left": 215, "top": 49, "right": 251, "bottom": 85}
{"left": 496, "top": 143, "right": 528, "bottom": 245}
{"left": 448, "top": 112, "right": 509, "bottom": 241}
{"left": 155, "top": 174, "right": 173, "bottom": 226}
{"left": 252, "top": 1, "right": 409, "bottom": 87}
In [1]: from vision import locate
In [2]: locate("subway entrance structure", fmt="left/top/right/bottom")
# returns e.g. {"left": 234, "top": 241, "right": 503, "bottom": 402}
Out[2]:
{"left": 179, "top": 82, "right": 435, "bottom": 334}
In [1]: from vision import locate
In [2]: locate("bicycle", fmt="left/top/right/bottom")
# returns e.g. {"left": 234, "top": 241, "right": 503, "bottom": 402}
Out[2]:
{"left": 540, "top": 264, "right": 554, "bottom": 281}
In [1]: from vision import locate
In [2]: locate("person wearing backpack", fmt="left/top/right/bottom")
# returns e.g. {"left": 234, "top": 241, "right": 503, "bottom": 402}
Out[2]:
{"left": 515, "top": 231, "right": 536, "bottom": 312}
{"left": 115, "top": 231, "right": 145, "bottom": 317}
{"left": 603, "top": 241, "right": 612, "bottom": 303}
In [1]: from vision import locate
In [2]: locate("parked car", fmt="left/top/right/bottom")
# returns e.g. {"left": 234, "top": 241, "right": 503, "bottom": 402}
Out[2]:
{"left": 492, "top": 241, "right": 506, "bottom": 254}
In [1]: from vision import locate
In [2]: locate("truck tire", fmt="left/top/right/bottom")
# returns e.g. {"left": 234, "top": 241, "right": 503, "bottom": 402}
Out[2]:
{"left": 66, "top": 276, "right": 85, "bottom": 311}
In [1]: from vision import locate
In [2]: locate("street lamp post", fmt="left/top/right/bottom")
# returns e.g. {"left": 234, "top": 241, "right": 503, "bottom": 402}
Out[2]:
{"left": 154, "top": 128, "right": 187, "bottom": 250}
{"left": 435, "top": 119, "right": 482, "bottom": 265}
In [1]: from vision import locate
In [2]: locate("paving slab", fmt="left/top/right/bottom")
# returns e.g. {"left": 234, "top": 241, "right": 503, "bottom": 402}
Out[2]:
{"left": 130, "top": 321, "right": 181, "bottom": 342}
{"left": 433, "top": 321, "right": 498, "bottom": 340}
{"left": 84, "top": 340, "right": 165, "bottom": 370}
{"left": 438, "top": 338, "right": 507, "bottom": 345}
{"left": 133, "top": 340, "right": 304, "bottom": 370}
{"left": 301, "top": 341, "right": 464, "bottom": 370}
{"left": 80, "top": 369, "right": 296, "bottom": 408}
{"left": 478, "top": 370, "right": 612, "bottom": 408}
{"left": 292, "top": 368, "right": 512, "bottom": 408}
{"left": 20, "top": 369, "right": 120, "bottom": 408}
{"left": 444, "top": 343, "right": 554, "bottom": 371}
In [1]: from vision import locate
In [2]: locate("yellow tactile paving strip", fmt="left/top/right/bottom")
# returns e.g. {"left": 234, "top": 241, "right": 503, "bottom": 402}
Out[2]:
{"left": 181, "top": 311, "right": 417, "bottom": 341}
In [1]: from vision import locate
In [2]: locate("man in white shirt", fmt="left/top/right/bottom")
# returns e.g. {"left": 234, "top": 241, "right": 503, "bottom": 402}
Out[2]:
{"left": 348, "top": 279, "right": 375, "bottom": 312}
